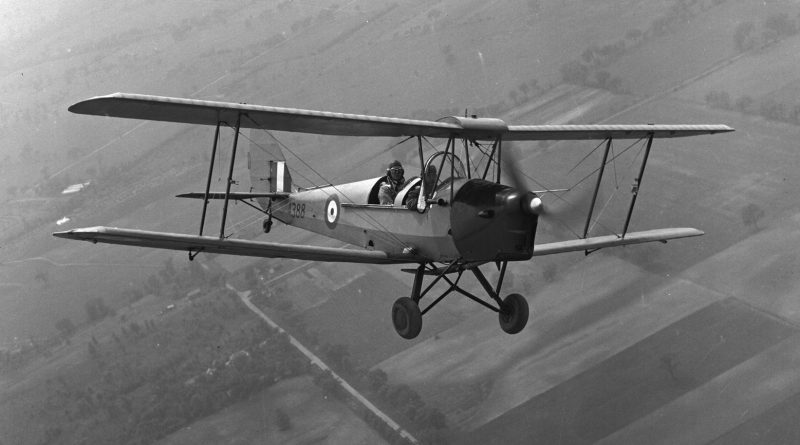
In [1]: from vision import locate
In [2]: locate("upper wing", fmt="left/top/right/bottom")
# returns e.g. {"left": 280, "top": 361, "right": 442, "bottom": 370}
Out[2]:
{"left": 69, "top": 93, "right": 733, "bottom": 141}
{"left": 505, "top": 124, "right": 733, "bottom": 140}
{"left": 53, "top": 227, "right": 422, "bottom": 264}
{"left": 69, "top": 93, "right": 458, "bottom": 138}
{"left": 532, "top": 227, "right": 703, "bottom": 256}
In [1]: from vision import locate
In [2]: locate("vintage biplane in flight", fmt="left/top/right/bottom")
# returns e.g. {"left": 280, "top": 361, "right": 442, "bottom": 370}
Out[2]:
{"left": 54, "top": 93, "right": 733, "bottom": 339}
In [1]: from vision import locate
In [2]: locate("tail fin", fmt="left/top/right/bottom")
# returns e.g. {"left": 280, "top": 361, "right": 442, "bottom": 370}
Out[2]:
{"left": 248, "top": 129, "right": 293, "bottom": 193}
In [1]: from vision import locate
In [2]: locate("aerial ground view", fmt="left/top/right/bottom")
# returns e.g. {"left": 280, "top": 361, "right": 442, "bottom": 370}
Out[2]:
{"left": 2, "top": 0, "right": 800, "bottom": 443}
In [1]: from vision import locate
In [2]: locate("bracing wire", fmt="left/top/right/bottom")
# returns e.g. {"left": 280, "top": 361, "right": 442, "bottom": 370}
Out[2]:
{"left": 557, "top": 137, "right": 644, "bottom": 193}
{"left": 237, "top": 118, "right": 412, "bottom": 249}
{"left": 567, "top": 139, "right": 608, "bottom": 175}
{"left": 587, "top": 139, "right": 648, "bottom": 236}
{"left": 332, "top": 136, "right": 415, "bottom": 182}
{"left": 492, "top": 137, "right": 648, "bottom": 238}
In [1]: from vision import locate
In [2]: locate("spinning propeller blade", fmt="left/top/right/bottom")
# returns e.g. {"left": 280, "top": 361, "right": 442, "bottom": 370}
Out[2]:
{"left": 502, "top": 149, "right": 593, "bottom": 238}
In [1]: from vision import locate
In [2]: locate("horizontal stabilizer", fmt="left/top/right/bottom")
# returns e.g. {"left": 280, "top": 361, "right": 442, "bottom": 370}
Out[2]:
{"left": 53, "top": 227, "right": 420, "bottom": 264}
{"left": 533, "top": 227, "right": 703, "bottom": 256}
{"left": 176, "top": 192, "right": 289, "bottom": 200}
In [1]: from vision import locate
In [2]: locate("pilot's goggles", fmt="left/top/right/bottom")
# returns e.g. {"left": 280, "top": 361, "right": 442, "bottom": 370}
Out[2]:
{"left": 389, "top": 167, "right": 404, "bottom": 175}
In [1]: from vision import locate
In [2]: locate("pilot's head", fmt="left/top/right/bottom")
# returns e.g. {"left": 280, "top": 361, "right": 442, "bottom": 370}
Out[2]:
{"left": 387, "top": 160, "right": 404, "bottom": 182}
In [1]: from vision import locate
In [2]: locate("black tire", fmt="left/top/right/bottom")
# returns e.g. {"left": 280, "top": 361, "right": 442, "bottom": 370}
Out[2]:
{"left": 498, "top": 293, "right": 529, "bottom": 334}
{"left": 392, "top": 297, "right": 422, "bottom": 339}
{"left": 262, "top": 219, "right": 273, "bottom": 233}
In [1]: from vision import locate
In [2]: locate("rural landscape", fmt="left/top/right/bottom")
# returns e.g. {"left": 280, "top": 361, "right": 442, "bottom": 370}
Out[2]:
{"left": 3, "top": 0, "right": 800, "bottom": 443}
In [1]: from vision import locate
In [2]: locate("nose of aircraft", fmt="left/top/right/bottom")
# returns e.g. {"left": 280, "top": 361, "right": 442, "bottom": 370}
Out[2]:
{"left": 450, "top": 179, "right": 538, "bottom": 261}
{"left": 521, "top": 192, "right": 544, "bottom": 215}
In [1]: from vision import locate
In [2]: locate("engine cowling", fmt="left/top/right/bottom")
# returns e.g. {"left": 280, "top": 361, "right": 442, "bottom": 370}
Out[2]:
{"left": 450, "top": 179, "right": 538, "bottom": 262}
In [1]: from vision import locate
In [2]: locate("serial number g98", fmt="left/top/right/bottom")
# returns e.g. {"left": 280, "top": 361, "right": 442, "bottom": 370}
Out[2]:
{"left": 289, "top": 202, "right": 306, "bottom": 218}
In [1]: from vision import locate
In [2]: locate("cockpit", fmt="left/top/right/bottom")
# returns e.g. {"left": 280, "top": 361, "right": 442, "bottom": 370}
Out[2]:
{"left": 422, "top": 151, "right": 467, "bottom": 194}
{"left": 366, "top": 152, "right": 468, "bottom": 209}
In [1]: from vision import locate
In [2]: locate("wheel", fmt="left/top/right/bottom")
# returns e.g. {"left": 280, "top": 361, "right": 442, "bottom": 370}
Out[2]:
{"left": 498, "top": 293, "right": 529, "bottom": 334}
{"left": 392, "top": 297, "right": 422, "bottom": 339}
{"left": 262, "top": 218, "right": 273, "bottom": 233}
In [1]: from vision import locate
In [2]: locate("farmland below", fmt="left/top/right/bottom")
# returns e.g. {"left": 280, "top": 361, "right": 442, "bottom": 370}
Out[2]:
{"left": 4, "top": 0, "right": 800, "bottom": 444}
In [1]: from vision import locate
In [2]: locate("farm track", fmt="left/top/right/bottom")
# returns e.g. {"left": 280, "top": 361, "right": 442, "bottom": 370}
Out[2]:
{"left": 232, "top": 283, "right": 420, "bottom": 445}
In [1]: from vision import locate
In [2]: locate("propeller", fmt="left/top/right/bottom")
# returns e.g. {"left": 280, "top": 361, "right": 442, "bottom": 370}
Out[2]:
{"left": 502, "top": 149, "right": 545, "bottom": 216}
{"left": 501, "top": 148, "right": 593, "bottom": 237}
{"left": 450, "top": 147, "right": 591, "bottom": 261}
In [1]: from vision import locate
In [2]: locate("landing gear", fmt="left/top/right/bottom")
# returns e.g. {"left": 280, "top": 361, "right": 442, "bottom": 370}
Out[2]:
{"left": 392, "top": 297, "right": 422, "bottom": 339}
{"left": 389, "top": 261, "right": 531, "bottom": 339}
{"left": 498, "top": 293, "right": 529, "bottom": 334}
{"left": 262, "top": 217, "right": 273, "bottom": 233}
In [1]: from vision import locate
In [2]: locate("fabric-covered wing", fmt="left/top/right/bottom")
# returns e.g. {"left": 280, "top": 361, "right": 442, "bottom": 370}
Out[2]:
{"left": 69, "top": 93, "right": 733, "bottom": 141}
{"left": 532, "top": 227, "right": 703, "bottom": 256}
{"left": 53, "top": 227, "right": 422, "bottom": 264}
{"left": 506, "top": 124, "right": 733, "bottom": 140}
{"left": 69, "top": 93, "right": 459, "bottom": 137}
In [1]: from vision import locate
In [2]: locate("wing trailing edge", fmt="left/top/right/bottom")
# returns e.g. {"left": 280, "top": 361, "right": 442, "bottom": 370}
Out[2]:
{"left": 532, "top": 227, "right": 703, "bottom": 256}
{"left": 53, "top": 227, "right": 421, "bottom": 264}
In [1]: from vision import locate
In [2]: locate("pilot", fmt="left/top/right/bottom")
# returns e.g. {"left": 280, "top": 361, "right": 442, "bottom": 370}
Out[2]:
{"left": 379, "top": 160, "right": 405, "bottom": 205}
{"left": 404, "top": 164, "right": 437, "bottom": 210}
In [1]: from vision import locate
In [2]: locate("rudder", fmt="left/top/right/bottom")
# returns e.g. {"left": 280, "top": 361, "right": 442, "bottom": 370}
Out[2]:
{"left": 248, "top": 129, "right": 293, "bottom": 193}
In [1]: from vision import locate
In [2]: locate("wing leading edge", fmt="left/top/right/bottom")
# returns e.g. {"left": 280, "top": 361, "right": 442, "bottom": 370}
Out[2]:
{"left": 69, "top": 93, "right": 733, "bottom": 141}
{"left": 53, "top": 227, "right": 422, "bottom": 264}
{"left": 69, "top": 93, "right": 458, "bottom": 138}
{"left": 532, "top": 227, "right": 704, "bottom": 256}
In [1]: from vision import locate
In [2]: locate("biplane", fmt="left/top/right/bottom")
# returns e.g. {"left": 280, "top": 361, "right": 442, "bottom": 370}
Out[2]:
{"left": 54, "top": 93, "right": 733, "bottom": 339}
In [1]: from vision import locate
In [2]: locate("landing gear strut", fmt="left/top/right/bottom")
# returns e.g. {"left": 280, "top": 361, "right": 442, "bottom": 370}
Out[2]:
{"left": 263, "top": 201, "right": 274, "bottom": 233}
{"left": 389, "top": 261, "right": 531, "bottom": 339}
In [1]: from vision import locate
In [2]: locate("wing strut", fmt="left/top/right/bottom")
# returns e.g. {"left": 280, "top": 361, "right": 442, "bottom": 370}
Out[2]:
{"left": 622, "top": 133, "right": 654, "bottom": 237}
{"left": 220, "top": 113, "right": 243, "bottom": 239}
{"left": 583, "top": 137, "right": 613, "bottom": 239}
{"left": 191, "top": 113, "right": 244, "bottom": 260}
{"left": 198, "top": 121, "right": 221, "bottom": 239}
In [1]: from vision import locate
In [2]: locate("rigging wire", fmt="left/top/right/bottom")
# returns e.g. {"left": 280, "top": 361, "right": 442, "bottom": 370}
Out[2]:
{"left": 489, "top": 137, "right": 647, "bottom": 238}
{"left": 586, "top": 139, "right": 647, "bottom": 236}
{"left": 332, "top": 136, "right": 416, "bottom": 182}
{"left": 569, "top": 137, "right": 643, "bottom": 191}
{"left": 216, "top": 116, "right": 655, "bottom": 244}
{"left": 567, "top": 138, "right": 608, "bottom": 175}
{"left": 237, "top": 119, "right": 411, "bottom": 249}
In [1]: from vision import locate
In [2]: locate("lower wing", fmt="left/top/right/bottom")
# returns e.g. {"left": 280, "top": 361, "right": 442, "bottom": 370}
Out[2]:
{"left": 53, "top": 226, "right": 701, "bottom": 264}
{"left": 533, "top": 227, "right": 703, "bottom": 256}
{"left": 53, "top": 227, "right": 421, "bottom": 264}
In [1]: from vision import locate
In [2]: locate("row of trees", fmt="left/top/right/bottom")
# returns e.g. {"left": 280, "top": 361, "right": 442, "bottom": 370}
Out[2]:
{"left": 734, "top": 12, "right": 800, "bottom": 52}
{"left": 41, "top": 287, "right": 308, "bottom": 445}
{"left": 311, "top": 361, "right": 449, "bottom": 444}
{"left": 705, "top": 90, "right": 800, "bottom": 126}
{"left": 558, "top": 0, "right": 784, "bottom": 93}
{"left": 560, "top": 0, "right": 727, "bottom": 91}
